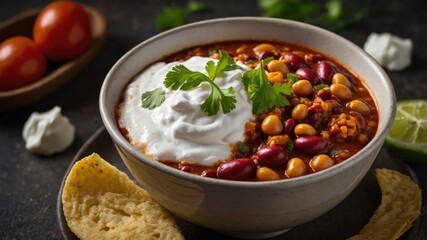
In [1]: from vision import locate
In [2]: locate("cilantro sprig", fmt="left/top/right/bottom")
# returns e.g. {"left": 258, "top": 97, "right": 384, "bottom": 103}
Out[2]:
{"left": 141, "top": 50, "right": 241, "bottom": 116}
{"left": 242, "top": 61, "right": 291, "bottom": 114}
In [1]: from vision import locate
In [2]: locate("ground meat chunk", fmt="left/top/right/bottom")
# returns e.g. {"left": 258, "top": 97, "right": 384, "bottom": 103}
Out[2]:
{"left": 327, "top": 112, "right": 366, "bottom": 140}
{"left": 308, "top": 97, "right": 337, "bottom": 129}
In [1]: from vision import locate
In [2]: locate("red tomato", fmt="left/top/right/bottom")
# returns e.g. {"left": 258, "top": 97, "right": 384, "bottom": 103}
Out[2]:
{"left": 33, "top": 1, "right": 91, "bottom": 62}
{"left": 0, "top": 36, "right": 47, "bottom": 91}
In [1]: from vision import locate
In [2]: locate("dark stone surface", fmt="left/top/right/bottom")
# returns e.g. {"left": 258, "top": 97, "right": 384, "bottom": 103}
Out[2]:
{"left": 0, "top": 0, "right": 426, "bottom": 239}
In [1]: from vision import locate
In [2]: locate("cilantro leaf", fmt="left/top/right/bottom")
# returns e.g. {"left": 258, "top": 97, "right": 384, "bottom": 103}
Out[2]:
{"left": 242, "top": 62, "right": 291, "bottom": 114}
{"left": 164, "top": 65, "right": 209, "bottom": 90}
{"left": 156, "top": 6, "right": 186, "bottom": 31}
{"left": 314, "top": 83, "right": 329, "bottom": 91}
{"left": 263, "top": 56, "right": 275, "bottom": 64}
{"left": 161, "top": 51, "right": 238, "bottom": 115}
{"left": 141, "top": 87, "right": 166, "bottom": 109}
{"left": 287, "top": 73, "right": 299, "bottom": 84}
{"left": 201, "top": 86, "right": 236, "bottom": 116}
{"left": 205, "top": 50, "right": 241, "bottom": 79}
{"left": 237, "top": 142, "right": 249, "bottom": 154}
{"left": 285, "top": 140, "right": 295, "bottom": 153}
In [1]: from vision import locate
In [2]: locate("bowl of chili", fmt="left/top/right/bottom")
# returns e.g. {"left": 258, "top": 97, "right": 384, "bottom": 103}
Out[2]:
{"left": 100, "top": 17, "right": 396, "bottom": 239}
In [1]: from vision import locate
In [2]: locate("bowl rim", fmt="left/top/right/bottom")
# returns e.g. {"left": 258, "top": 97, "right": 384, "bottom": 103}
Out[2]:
{"left": 100, "top": 16, "right": 396, "bottom": 188}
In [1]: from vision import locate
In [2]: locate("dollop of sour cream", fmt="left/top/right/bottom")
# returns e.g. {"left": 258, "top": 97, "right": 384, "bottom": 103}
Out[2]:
{"left": 363, "top": 32, "right": 412, "bottom": 71}
{"left": 118, "top": 56, "right": 253, "bottom": 166}
{"left": 22, "top": 106, "right": 75, "bottom": 156}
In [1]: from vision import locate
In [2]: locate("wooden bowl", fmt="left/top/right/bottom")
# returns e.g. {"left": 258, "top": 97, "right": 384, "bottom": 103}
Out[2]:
{"left": 0, "top": 5, "right": 107, "bottom": 111}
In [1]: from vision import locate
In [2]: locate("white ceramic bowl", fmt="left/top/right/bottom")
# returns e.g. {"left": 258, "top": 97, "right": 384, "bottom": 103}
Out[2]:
{"left": 100, "top": 17, "right": 395, "bottom": 239}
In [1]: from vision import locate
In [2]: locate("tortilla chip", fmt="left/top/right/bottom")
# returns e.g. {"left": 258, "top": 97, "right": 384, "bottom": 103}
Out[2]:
{"left": 62, "top": 153, "right": 184, "bottom": 240}
{"left": 347, "top": 168, "right": 421, "bottom": 240}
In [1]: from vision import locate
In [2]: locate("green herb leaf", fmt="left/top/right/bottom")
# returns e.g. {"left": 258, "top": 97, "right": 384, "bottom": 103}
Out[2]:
{"left": 325, "top": 0, "right": 342, "bottom": 21}
{"left": 162, "top": 51, "right": 238, "bottom": 115}
{"left": 141, "top": 87, "right": 166, "bottom": 109}
{"left": 287, "top": 73, "right": 299, "bottom": 84}
{"left": 188, "top": 0, "right": 209, "bottom": 12}
{"left": 164, "top": 65, "right": 209, "bottom": 90}
{"left": 201, "top": 86, "right": 236, "bottom": 116}
{"left": 206, "top": 50, "right": 242, "bottom": 79}
{"left": 285, "top": 140, "right": 295, "bottom": 153}
{"left": 156, "top": 6, "right": 186, "bottom": 31}
{"left": 245, "top": 59, "right": 257, "bottom": 65}
{"left": 237, "top": 142, "right": 249, "bottom": 154}
{"left": 242, "top": 61, "right": 291, "bottom": 114}
{"left": 314, "top": 83, "right": 328, "bottom": 91}
{"left": 263, "top": 56, "right": 275, "bottom": 64}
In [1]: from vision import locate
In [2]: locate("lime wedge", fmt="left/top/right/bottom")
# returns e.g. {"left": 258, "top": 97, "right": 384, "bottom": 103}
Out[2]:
{"left": 384, "top": 99, "right": 427, "bottom": 163}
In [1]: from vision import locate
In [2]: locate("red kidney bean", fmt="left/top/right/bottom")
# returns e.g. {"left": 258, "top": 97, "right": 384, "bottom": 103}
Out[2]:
{"left": 217, "top": 158, "right": 256, "bottom": 180}
{"left": 258, "top": 51, "right": 275, "bottom": 61}
{"left": 283, "top": 53, "right": 310, "bottom": 70}
{"left": 294, "top": 136, "right": 328, "bottom": 155}
{"left": 305, "top": 53, "right": 324, "bottom": 63}
{"left": 201, "top": 169, "right": 217, "bottom": 178}
{"left": 284, "top": 118, "right": 297, "bottom": 134}
{"left": 179, "top": 166, "right": 192, "bottom": 173}
{"left": 254, "top": 145, "right": 288, "bottom": 167}
{"left": 316, "top": 61, "right": 334, "bottom": 84}
{"left": 296, "top": 68, "right": 321, "bottom": 85}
